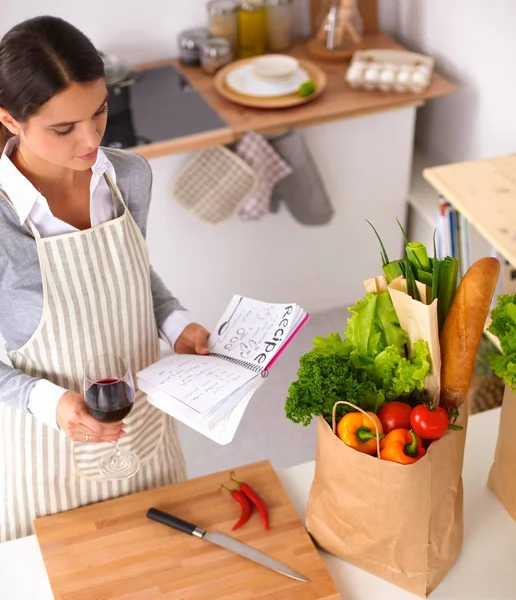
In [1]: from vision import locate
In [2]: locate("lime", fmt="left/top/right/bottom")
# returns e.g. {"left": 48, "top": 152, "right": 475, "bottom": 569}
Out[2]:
{"left": 298, "top": 80, "right": 317, "bottom": 98}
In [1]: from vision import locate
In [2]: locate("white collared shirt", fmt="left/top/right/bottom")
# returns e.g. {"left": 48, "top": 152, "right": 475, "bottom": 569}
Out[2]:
{"left": 0, "top": 137, "right": 190, "bottom": 429}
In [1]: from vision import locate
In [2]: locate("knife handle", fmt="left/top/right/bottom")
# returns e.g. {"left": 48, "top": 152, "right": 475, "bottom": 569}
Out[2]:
{"left": 146, "top": 508, "right": 205, "bottom": 538}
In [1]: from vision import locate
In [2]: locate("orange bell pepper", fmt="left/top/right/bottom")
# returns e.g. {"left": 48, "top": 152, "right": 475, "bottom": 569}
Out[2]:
{"left": 336, "top": 411, "right": 384, "bottom": 455}
{"left": 380, "top": 429, "right": 426, "bottom": 464}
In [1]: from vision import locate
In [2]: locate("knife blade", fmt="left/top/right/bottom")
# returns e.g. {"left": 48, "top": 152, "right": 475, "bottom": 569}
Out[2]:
{"left": 146, "top": 507, "right": 310, "bottom": 583}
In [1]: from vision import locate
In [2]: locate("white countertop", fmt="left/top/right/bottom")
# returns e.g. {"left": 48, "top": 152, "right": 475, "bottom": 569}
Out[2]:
{"left": 1, "top": 407, "right": 515, "bottom": 600}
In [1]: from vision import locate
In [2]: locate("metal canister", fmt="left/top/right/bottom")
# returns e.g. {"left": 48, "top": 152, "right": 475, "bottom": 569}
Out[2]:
{"left": 200, "top": 38, "right": 233, "bottom": 75}
{"left": 178, "top": 28, "right": 210, "bottom": 67}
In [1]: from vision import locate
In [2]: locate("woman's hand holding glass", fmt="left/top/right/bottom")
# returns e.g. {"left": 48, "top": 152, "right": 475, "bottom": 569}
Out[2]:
{"left": 56, "top": 391, "right": 125, "bottom": 443}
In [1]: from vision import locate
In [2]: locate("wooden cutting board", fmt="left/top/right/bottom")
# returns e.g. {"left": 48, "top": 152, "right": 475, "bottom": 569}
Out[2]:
{"left": 34, "top": 460, "right": 341, "bottom": 599}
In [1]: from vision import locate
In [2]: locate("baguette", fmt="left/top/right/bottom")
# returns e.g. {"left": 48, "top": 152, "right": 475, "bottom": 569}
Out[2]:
{"left": 440, "top": 257, "right": 500, "bottom": 408}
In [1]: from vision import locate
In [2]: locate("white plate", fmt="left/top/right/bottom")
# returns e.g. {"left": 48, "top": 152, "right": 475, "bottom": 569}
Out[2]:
{"left": 225, "top": 64, "right": 310, "bottom": 98}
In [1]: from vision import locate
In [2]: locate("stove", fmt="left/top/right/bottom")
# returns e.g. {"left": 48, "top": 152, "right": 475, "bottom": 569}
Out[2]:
{"left": 102, "top": 64, "right": 227, "bottom": 150}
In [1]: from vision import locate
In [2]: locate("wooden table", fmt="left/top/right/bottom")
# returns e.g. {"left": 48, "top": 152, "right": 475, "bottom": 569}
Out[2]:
{"left": 2, "top": 407, "right": 516, "bottom": 599}
{"left": 132, "top": 33, "right": 456, "bottom": 159}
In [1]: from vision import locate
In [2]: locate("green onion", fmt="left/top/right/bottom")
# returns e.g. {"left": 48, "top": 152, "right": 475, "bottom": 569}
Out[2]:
{"left": 417, "top": 270, "right": 433, "bottom": 287}
{"left": 383, "top": 259, "right": 405, "bottom": 283}
{"left": 405, "top": 258, "right": 421, "bottom": 302}
{"left": 367, "top": 220, "right": 390, "bottom": 266}
{"left": 397, "top": 218, "right": 409, "bottom": 244}
{"left": 431, "top": 231, "right": 440, "bottom": 302}
{"left": 437, "top": 257, "right": 459, "bottom": 330}
{"left": 432, "top": 259, "right": 440, "bottom": 302}
{"left": 407, "top": 242, "right": 432, "bottom": 274}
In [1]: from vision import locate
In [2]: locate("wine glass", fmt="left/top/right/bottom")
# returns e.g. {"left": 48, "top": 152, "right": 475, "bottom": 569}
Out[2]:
{"left": 83, "top": 354, "right": 139, "bottom": 479}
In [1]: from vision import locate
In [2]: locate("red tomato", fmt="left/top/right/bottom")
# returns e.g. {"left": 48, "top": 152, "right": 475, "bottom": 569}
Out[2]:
{"left": 377, "top": 401, "right": 412, "bottom": 434}
{"left": 410, "top": 405, "right": 449, "bottom": 440}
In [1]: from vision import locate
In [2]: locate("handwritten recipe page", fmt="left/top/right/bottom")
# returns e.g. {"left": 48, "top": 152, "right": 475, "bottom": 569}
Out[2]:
{"left": 209, "top": 296, "right": 300, "bottom": 369}
{"left": 141, "top": 354, "right": 257, "bottom": 414}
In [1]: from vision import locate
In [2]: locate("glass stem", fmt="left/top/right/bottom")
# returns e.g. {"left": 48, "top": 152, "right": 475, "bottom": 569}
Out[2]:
{"left": 113, "top": 441, "right": 122, "bottom": 463}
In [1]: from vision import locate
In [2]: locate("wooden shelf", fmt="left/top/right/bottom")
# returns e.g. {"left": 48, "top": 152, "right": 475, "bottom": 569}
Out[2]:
{"left": 423, "top": 155, "right": 516, "bottom": 268}
{"left": 131, "top": 33, "right": 456, "bottom": 159}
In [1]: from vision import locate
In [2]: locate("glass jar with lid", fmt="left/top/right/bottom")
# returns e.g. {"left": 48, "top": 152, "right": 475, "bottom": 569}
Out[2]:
{"left": 265, "top": 0, "right": 292, "bottom": 52}
{"left": 178, "top": 28, "right": 210, "bottom": 66}
{"left": 200, "top": 38, "right": 233, "bottom": 75}
{"left": 207, "top": 0, "right": 238, "bottom": 50}
{"left": 237, "top": 0, "right": 267, "bottom": 59}
{"left": 314, "top": 0, "right": 363, "bottom": 53}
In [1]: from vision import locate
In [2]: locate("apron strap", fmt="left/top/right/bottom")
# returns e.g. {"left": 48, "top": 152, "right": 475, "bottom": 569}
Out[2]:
{"left": 104, "top": 173, "right": 129, "bottom": 219}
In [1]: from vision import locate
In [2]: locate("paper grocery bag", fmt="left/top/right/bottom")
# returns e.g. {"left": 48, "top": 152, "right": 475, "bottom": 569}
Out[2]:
{"left": 488, "top": 386, "right": 516, "bottom": 519}
{"left": 306, "top": 407, "right": 468, "bottom": 598}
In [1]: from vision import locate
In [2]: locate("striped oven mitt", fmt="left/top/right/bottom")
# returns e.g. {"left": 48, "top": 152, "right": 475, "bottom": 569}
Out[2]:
{"left": 236, "top": 131, "right": 293, "bottom": 221}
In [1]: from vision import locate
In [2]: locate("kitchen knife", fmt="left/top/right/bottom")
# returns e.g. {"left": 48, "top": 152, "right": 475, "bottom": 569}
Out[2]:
{"left": 146, "top": 507, "right": 310, "bottom": 583}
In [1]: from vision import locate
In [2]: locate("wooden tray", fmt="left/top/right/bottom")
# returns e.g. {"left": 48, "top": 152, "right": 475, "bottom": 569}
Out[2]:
{"left": 34, "top": 460, "right": 340, "bottom": 600}
{"left": 214, "top": 58, "right": 327, "bottom": 109}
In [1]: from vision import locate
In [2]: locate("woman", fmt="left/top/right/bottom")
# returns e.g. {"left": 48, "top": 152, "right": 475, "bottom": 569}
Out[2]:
{"left": 0, "top": 15, "right": 210, "bottom": 542}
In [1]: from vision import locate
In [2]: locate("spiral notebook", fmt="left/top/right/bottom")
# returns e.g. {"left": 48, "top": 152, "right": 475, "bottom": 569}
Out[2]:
{"left": 137, "top": 295, "right": 309, "bottom": 444}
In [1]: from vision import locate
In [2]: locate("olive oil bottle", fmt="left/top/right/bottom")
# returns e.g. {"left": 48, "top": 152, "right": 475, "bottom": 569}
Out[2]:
{"left": 237, "top": 1, "right": 267, "bottom": 58}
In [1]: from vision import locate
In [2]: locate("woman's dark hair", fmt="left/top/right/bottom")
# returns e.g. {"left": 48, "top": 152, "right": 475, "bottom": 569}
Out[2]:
{"left": 0, "top": 15, "right": 104, "bottom": 151}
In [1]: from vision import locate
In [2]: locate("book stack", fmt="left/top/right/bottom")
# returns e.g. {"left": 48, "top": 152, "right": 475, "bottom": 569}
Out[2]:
{"left": 436, "top": 196, "right": 516, "bottom": 309}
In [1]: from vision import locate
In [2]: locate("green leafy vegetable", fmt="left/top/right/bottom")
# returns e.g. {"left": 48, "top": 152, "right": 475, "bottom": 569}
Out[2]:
{"left": 312, "top": 331, "right": 350, "bottom": 355}
{"left": 373, "top": 340, "right": 431, "bottom": 399}
{"left": 488, "top": 294, "right": 516, "bottom": 387}
{"left": 284, "top": 350, "right": 375, "bottom": 426}
{"left": 284, "top": 292, "right": 432, "bottom": 425}
{"left": 345, "top": 293, "right": 383, "bottom": 359}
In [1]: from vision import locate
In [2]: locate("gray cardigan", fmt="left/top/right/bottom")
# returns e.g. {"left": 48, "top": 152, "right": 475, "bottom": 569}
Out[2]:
{"left": 0, "top": 148, "right": 184, "bottom": 413}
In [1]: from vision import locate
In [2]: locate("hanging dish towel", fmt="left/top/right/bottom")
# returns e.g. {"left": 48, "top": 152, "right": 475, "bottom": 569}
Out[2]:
{"left": 236, "top": 131, "right": 293, "bottom": 221}
{"left": 268, "top": 130, "right": 335, "bottom": 225}
{"left": 172, "top": 146, "right": 258, "bottom": 225}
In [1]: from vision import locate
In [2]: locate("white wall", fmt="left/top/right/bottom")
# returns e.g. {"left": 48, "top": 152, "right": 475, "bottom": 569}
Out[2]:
{"left": 2, "top": 0, "right": 310, "bottom": 64}
{"left": 2, "top": 2, "right": 415, "bottom": 327}
{"left": 146, "top": 107, "right": 415, "bottom": 325}
{"left": 390, "top": 0, "right": 516, "bottom": 165}
{"left": 382, "top": 0, "right": 516, "bottom": 264}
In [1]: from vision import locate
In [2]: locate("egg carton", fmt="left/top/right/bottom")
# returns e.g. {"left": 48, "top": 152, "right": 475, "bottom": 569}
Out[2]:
{"left": 345, "top": 49, "right": 435, "bottom": 94}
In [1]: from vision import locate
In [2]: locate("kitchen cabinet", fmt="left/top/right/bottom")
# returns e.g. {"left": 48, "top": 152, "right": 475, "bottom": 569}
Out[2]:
{"left": 128, "top": 34, "right": 455, "bottom": 160}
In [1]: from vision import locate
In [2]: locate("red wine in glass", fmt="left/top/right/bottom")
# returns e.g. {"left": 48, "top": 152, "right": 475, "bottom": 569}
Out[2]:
{"left": 85, "top": 377, "right": 135, "bottom": 423}
{"left": 83, "top": 354, "right": 139, "bottom": 479}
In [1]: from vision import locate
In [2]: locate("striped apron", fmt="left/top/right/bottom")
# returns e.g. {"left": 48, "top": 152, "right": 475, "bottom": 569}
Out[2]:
{"left": 0, "top": 177, "right": 186, "bottom": 542}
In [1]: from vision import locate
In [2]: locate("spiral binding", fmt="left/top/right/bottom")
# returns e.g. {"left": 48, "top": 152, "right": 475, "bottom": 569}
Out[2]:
{"left": 210, "top": 352, "right": 267, "bottom": 377}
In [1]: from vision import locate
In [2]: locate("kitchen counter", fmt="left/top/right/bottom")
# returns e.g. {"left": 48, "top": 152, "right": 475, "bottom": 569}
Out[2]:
{"left": 131, "top": 33, "right": 456, "bottom": 159}
{"left": 2, "top": 407, "right": 515, "bottom": 599}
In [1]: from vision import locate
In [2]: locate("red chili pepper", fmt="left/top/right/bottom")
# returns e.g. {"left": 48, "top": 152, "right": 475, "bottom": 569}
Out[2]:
{"left": 230, "top": 471, "right": 269, "bottom": 530}
{"left": 221, "top": 484, "right": 252, "bottom": 531}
